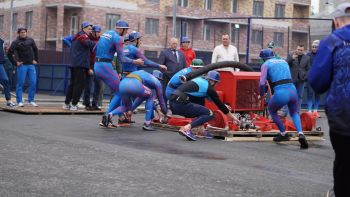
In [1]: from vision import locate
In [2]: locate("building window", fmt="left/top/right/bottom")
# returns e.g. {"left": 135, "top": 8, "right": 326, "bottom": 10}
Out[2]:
{"left": 144, "top": 50, "right": 158, "bottom": 58}
{"left": 274, "top": 32, "right": 284, "bottom": 47}
{"left": 0, "top": 15, "right": 3, "bottom": 32}
{"left": 176, "top": 21, "right": 188, "bottom": 38}
{"left": 232, "top": 0, "right": 238, "bottom": 13}
{"left": 146, "top": 18, "right": 159, "bottom": 35}
{"left": 106, "top": 14, "right": 120, "bottom": 30}
{"left": 275, "top": 4, "right": 285, "bottom": 18}
{"left": 203, "top": 23, "right": 211, "bottom": 41}
{"left": 70, "top": 14, "right": 78, "bottom": 35}
{"left": 204, "top": 0, "right": 212, "bottom": 10}
{"left": 147, "top": 0, "right": 159, "bottom": 3}
{"left": 253, "top": 1, "right": 264, "bottom": 17}
{"left": 231, "top": 24, "right": 239, "bottom": 43}
{"left": 177, "top": 0, "right": 188, "bottom": 7}
{"left": 25, "top": 11, "right": 33, "bottom": 29}
{"left": 251, "top": 30, "right": 262, "bottom": 45}
{"left": 12, "top": 13, "right": 17, "bottom": 31}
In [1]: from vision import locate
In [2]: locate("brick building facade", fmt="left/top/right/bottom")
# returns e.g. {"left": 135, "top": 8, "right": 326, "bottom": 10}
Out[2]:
{"left": 0, "top": 0, "right": 311, "bottom": 63}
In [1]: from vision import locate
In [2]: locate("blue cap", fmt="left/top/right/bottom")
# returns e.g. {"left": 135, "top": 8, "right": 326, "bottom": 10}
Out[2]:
{"left": 92, "top": 25, "right": 101, "bottom": 32}
{"left": 81, "top": 21, "right": 92, "bottom": 29}
{"left": 206, "top": 71, "right": 220, "bottom": 82}
{"left": 129, "top": 31, "right": 142, "bottom": 42}
{"left": 181, "top": 36, "right": 190, "bottom": 43}
{"left": 116, "top": 20, "right": 129, "bottom": 29}
{"left": 259, "top": 48, "right": 275, "bottom": 61}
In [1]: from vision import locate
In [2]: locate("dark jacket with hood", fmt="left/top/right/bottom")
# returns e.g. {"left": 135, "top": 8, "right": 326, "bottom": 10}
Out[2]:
{"left": 70, "top": 31, "right": 95, "bottom": 69}
{"left": 7, "top": 36, "right": 38, "bottom": 65}
{"left": 308, "top": 24, "right": 350, "bottom": 136}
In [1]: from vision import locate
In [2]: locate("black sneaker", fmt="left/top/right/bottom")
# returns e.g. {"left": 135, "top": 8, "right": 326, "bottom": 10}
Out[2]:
{"left": 142, "top": 124, "right": 156, "bottom": 131}
{"left": 273, "top": 133, "right": 290, "bottom": 142}
{"left": 91, "top": 105, "right": 101, "bottom": 111}
{"left": 101, "top": 115, "right": 109, "bottom": 127}
{"left": 118, "top": 118, "right": 135, "bottom": 125}
{"left": 85, "top": 106, "right": 93, "bottom": 111}
{"left": 298, "top": 134, "right": 309, "bottom": 149}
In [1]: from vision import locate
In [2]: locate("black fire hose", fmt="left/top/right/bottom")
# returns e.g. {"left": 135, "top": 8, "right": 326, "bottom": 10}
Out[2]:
{"left": 180, "top": 61, "right": 254, "bottom": 82}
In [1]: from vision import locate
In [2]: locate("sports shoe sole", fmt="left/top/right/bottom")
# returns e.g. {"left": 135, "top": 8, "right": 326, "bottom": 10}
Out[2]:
{"left": 142, "top": 126, "right": 156, "bottom": 131}
{"left": 178, "top": 130, "right": 196, "bottom": 141}
{"left": 298, "top": 136, "right": 309, "bottom": 149}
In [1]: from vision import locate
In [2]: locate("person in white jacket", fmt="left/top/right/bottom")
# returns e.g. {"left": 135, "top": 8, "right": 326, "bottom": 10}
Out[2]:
{"left": 211, "top": 34, "right": 239, "bottom": 71}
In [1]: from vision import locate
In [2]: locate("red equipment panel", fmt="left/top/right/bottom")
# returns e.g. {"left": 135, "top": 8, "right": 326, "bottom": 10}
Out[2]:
{"left": 206, "top": 71, "right": 264, "bottom": 112}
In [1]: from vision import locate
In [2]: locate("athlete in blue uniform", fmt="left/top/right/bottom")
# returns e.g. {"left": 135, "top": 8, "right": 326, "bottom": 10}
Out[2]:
{"left": 121, "top": 31, "right": 166, "bottom": 78}
{"left": 259, "top": 49, "right": 308, "bottom": 149}
{"left": 165, "top": 59, "right": 204, "bottom": 100}
{"left": 170, "top": 71, "right": 239, "bottom": 141}
{"left": 107, "top": 70, "right": 168, "bottom": 131}
{"left": 94, "top": 20, "right": 144, "bottom": 126}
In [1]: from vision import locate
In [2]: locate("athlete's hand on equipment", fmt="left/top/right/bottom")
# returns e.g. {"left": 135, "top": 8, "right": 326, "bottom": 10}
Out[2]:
{"left": 225, "top": 104, "right": 232, "bottom": 111}
{"left": 88, "top": 69, "right": 94, "bottom": 76}
{"left": 227, "top": 112, "right": 240, "bottom": 125}
{"left": 133, "top": 58, "right": 144, "bottom": 66}
{"left": 159, "top": 65, "right": 167, "bottom": 71}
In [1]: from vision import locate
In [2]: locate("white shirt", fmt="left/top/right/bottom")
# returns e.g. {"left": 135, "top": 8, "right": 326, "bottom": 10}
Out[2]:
{"left": 211, "top": 44, "right": 239, "bottom": 71}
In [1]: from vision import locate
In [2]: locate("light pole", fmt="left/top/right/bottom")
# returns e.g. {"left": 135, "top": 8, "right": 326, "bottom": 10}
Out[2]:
{"left": 172, "top": 0, "right": 177, "bottom": 37}
{"left": 9, "top": 0, "right": 14, "bottom": 42}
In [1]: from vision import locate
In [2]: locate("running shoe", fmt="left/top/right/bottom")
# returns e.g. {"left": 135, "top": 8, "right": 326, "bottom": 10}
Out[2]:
{"left": 273, "top": 133, "right": 290, "bottom": 142}
{"left": 179, "top": 130, "right": 197, "bottom": 141}
{"left": 29, "top": 102, "right": 38, "bottom": 107}
{"left": 298, "top": 133, "right": 309, "bottom": 149}
{"left": 142, "top": 124, "right": 156, "bottom": 131}
{"left": 6, "top": 101, "right": 16, "bottom": 107}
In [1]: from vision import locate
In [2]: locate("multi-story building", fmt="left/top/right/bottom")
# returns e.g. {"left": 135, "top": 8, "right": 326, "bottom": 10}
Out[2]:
{"left": 0, "top": 0, "right": 311, "bottom": 63}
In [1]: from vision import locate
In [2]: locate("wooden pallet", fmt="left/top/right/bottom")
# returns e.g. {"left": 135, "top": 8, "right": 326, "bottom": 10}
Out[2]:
{"left": 151, "top": 122, "right": 324, "bottom": 141}
{"left": 0, "top": 106, "right": 105, "bottom": 115}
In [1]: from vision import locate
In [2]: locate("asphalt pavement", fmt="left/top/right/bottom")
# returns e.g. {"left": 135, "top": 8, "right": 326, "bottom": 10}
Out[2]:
{"left": 0, "top": 111, "right": 333, "bottom": 197}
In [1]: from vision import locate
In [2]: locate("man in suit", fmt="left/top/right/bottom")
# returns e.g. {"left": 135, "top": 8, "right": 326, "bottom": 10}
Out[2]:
{"left": 286, "top": 45, "right": 310, "bottom": 113}
{"left": 158, "top": 37, "right": 186, "bottom": 102}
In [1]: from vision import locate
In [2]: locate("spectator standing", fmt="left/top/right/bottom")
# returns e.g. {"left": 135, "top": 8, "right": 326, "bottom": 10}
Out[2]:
{"left": 63, "top": 22, "right": 95, "bottom": 111}
{"left": 179, "top": 36, "right": 196, "bottom": 67}
{"left": 211, "top": 34, "right": 239, "bottom": 71}
{"left": 8, "top": 27, "right": 39, "bottom": 107}
{"left": 83, "top": 25, "right": 103, "bottom": 111}
{"left": 3, "top": 43, "right": 14, "bottom": 90}
{"left": 306, "top": 40, "right": 320, "bottom": 117}
{"left": 286, "top": 45, "right": 310, "bottom": 113}
{"left": 158, "top": 37, "right": 186, "bottom": 101}
{"left": 308, "top": 3, "right": 350, "bottom": 196}
{"left": 0, "top": 37, "right": 15, "bottom": 107}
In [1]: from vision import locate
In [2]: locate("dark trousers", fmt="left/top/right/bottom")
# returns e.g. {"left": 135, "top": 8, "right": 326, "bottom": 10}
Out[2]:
{"left": 330, "top": 131, "right": 350, "bottom": 197}
{"left": 65, "top": 67, "right": 87, "bottom": 106}
{"left": 162, "top": 73, "right": 173, "bottom": 104}
{"left": 83, "top": 74, "right": 102, "bottom": 107}
{"left": 170, "top": 100, "right": 213, "bottom": 128}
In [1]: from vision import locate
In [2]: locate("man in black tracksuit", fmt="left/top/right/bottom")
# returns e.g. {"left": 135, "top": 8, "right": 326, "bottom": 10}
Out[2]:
{"left": 8, "top": 27, "right": 39, "bottom": 107}
{"left": 63, "top": 21, "right": 95, "bottom": 111}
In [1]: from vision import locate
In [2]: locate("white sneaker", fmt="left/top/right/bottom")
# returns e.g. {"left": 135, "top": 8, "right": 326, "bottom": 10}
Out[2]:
{"left": 62, "top": 104, "right": 70, "bottom": 110}
{"left": 70, "top": 105, "right": 78, "bottom": 111}
{"left": 29, "top": 102, "right": 39, "bottom": 107}
{"left": 77, "top": 102, "right": 85, "bottom": 108}
{"left": 6, "top": 101, "right": 16, "bottom": 107}
{"left": 18, "top": 102, "right": 24, "bottom": 107}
